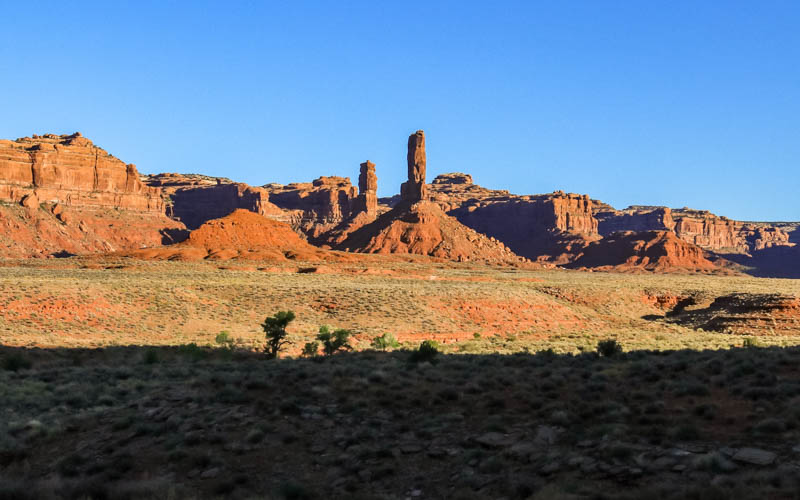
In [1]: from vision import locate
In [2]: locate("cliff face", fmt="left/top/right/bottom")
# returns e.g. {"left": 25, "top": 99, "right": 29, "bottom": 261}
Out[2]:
{"left": 0, "top": 133, "right": 165, "bottom": 212}
{"left": 426, "top": 174, "right": 599, "bottom": 262}
{"left": 0, "top": 133, "right": 183, "bottom": 258}
{"left": 144, "top": 173, "right": 283, "bottom": 230}
{"left": 263, "top": 176, "right": 358, "bottom": 239}
{"left": 595, "top": 205, "right": 795, "bottom": 256}
{"left": 566, "top": 230, "right": 732, "bottom": 274}
{"left": 596, "top": 206, "right": 675, "bottom": 235}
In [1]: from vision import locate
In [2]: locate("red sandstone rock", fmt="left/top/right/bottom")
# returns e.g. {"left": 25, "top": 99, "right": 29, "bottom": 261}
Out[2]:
{"left": 0, "top": 133, "right": 184, "bottom": 258}
{"left": 335, "top": 201, "right": 525, "bottom": 265}
{"left": 264, "top": 176, "right": 358, "bottom": 239}
{"left": 354, "top": 161, "right": 378, "bottom": 215}
{"left": 566, "top": 231, "right": 734, "bottom": 274}
{"left": 144, "top": 173, "right": 284, "bottom": 230}
{"left": 594, "top": 205, "right": 795, "bottom": 256}
{"left": 400, "top": 130, "right": 427, "bottom": 203}
{"left": 427, "top": 174, "right": 599, "bottom": 263}
{"left": 0, "top": 133, "right": 166, "bottom": 213}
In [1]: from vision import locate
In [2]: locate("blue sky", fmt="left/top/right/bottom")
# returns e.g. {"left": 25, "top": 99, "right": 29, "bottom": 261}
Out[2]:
{"left": 1, "top": 1, "right": 798, "bottom": 221}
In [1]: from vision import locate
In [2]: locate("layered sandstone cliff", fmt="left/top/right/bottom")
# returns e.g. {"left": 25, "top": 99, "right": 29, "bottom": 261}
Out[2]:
{"left": 0, "top": 133, "right": 183, "bottom": 258}
{"left": 567, "top": 231, "right": 732, "bottom": 274}
{"left": 594, "top": 205, "right": 796, "bottom": 256}
{"left": 0, "top": 133, "right": 165, "bottom": 212}
{"left": 264, "top": 176, "right": 358, "bottom": 239}
{"left": 425, "top": 173, "right": 599, "bottom": 263}
{"left": 145, "top": 173, "right": 284, "bottom": 230}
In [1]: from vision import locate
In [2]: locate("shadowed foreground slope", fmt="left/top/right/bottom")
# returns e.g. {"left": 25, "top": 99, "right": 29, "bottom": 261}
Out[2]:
{"left": 3, "top": 345, "right": 800, "bottom": 499}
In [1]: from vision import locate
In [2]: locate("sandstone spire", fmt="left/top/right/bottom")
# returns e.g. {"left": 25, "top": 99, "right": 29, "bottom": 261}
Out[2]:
{"left": 355, "top": 160, "right": 378, "bottom": 215}
{"left": 401, "top": 130, "right": 426, "bottom": 202}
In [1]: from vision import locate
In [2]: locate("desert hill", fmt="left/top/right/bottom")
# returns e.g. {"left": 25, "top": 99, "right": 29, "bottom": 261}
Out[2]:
{"left": 335, "top": 200, "right": 524, "bottom": 265}
{"left": 130, "top": 209, "right": 341, "bottom": 262}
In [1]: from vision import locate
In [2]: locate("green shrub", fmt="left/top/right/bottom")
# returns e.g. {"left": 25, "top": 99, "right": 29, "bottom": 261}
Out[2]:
{"left": 410, "top": 340, "right": 439, "bottom": 363}
{"left": 262, "top": 311, "right": 296, "bottom": 359}
{"left": 371, "top": 333, "right": 399, "bottom": 351}
{"left": 2, "top": 352, "right": 32, "bottom": 371}
{"left": 215, "top": 331, "right": 234, "bottom": 348}
{"left": 597, "top": 339, "right": 622, "bottom": 357}
{"left": 317, "top": 326, "right": 352, "bottom": 356}
{"left": 301, "top": 341, "right": 319, "bottom": 357}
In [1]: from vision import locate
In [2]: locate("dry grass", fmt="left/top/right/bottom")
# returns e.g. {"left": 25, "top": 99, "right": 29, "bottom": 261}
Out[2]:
{"left": 0, "top": 258, "right": 797, "bottom": 353}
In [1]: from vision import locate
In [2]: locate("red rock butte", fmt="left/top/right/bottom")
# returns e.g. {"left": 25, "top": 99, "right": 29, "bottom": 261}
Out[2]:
{"left": 0, "top": 130, "right": 796, "bottom": 277}
{"left": 0, "top": 132, "right": 164, "bottom": 212}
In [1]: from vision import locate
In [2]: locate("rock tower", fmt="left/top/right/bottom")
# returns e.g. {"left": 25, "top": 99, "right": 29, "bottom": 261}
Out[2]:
{"left": 401, "top": 130, "right": 426, "bottom": 203}
{"left": 355, "top": 160, "right": 378, "bottom": 215}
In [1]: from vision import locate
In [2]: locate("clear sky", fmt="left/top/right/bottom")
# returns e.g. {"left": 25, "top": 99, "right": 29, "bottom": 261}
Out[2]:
{"left": 1, "top": 1, "right": 798, "bottom": 221}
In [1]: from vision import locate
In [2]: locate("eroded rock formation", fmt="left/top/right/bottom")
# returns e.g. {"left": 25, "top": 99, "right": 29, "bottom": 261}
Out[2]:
{"left": 145, "top": 173, "right": 283, "bottom": 230}
{"left": 335, "top": 201, "right": 524, "bottom": 265}
{"left": 333, "top": 135, "right": 525, "bottom": 265}
{"left": 0, "top": 133, "right": 165, "bottom": 212}
{"left": 426, "top": 174, "right": 599, "bottom": 263}
{"left": 566, "top": 231, "right": 733, "bottom": 274}
{"left": 400, "top": 130, "right": 427, "bottom": 203}
{"left": 664, "top": 293, "right": 800, "bottom": 335}
{"left": 353, "top": 161, "right": 378, "bottom": 215}
{"left": 264, "top": 176, "right": 358, "bottom": 239}
{"left": 0, "top": 133, "right": 183, "bottom": 258}
{"left": 594, "top": 205, "right": 796, "bottom": 256}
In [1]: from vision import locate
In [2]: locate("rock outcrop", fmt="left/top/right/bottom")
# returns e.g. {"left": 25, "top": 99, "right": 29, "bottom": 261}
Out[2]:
{"left": 400, "top": 130, "right": 427, "bottom": 203}
{"left": 595, "top": 205, "right": 795, "bottom": 256}
{"left": 426, "top": 174, "right": 599, "bottom": 263}
{"left": 353, "top": 161, "right": 378, "bottom": 215}
{"left": 145, "top": 173, "right": 284, "bottom": 230}
{"left": 264, "top": 176, "right": 358, "bottom": 239}
{"left": 595, "top": 206, "right": 675, "bottom": 235}
{"left": 0, "top": 133, "right": 165, "bottom": 212}
{"left": 664, "top": 293, "right": 800, "bottom": 335}
{"left": 334, "top": 133, "right": 524, "bottom": 265}
{"left": 566, "top": 231, "right": 733, "bottom": 274}
{"left": 0, "top": 133, "right": 184, "bottom": 258}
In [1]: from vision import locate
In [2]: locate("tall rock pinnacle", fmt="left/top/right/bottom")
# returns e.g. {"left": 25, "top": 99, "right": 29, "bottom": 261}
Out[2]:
{"left": 355, "top": 160, "right": 378, "bottom": 215}
{"left": 401, "top": 130, "right": 426, "bottom": 202}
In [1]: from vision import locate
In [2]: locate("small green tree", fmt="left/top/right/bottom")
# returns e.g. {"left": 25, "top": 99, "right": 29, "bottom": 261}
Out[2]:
{"left": 215, "top": 330, "right": 234, "bottom": 348}
{"left": 371, "top": 332, "right": 400, "bottom": 351}
{"left": 317, "top": 326, "right": 352, "bottom": 356}
{"left": 262, "top": 311, "right": 296, "bottom": 359}
{"left": 596, "top": 339, "right": 622, "bottom": 357}
{"left": 301, "top": 341, "right": 319, "bottom": 357}
{"left": 409, "top": 340, "right": 440, "bottom": 363}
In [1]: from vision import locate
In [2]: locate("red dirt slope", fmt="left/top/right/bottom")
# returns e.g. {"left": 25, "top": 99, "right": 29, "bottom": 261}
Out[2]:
{"left": 131, "top": 209, "right": 341, "bottom": 262}
{"left": 335, "top": 201, "right": 526, "bottom": 265}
